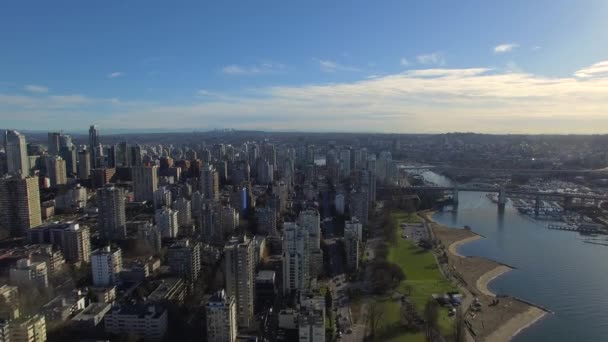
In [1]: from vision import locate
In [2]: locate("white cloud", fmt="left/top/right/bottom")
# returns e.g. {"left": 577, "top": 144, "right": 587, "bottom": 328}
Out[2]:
{"left": 574, "top": 61, "right": 608, "bottom": 78}
{"left": 314, "top": 59, "right": 360, "bottom": 72}
{"left": 494, "top": 43, "right": 519, "bottom": 54}
{"left": 400, "top": 58, "right": 410, "bottom": 66}
{"left": 108, "top": 72, "right": 124, "bottom": 79}
{"left": 4, "top": 61, "right": 608, "bottom": 133}
{"left": 24, "top": 85, "right": 48, "bottom": 93}
{"left": 416, "top": 52, "right": 446, "bottom": 66}
{"left": 221, "top": 63, "right": 285, "bottom": 75}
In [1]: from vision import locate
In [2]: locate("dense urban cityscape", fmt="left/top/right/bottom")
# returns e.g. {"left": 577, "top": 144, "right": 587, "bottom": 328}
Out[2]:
{"left": 3, "top": 1, "right": 608, "bottom": 341}
{"left": 0, "top": 127, "right": 608, "bottom": 341}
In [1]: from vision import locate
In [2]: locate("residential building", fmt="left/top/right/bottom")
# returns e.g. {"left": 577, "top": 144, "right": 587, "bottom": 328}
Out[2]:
{"left": 155, "top": 207, "right": 179, "bottom": 238}
{"left": 206, "top": 290, "right": 237, "bottom": 342}
{"left": 97, "top": 185, "right": 126, "bottom": 239}
{"left": 255, "top": 207, "right": 277, "bottom": 236}
{"left": 10, "top": 314, "right": 46, "bottom": 342}
{"left": 200, "top": 165, "right": 219, "bottom": 201}
{"left": 45, "top": 156, "right": 66, "bottom": 187}
{"left": 282, "top": 222, "right": 309, "bottom": 294}
{"left": 132, "top": 166, "right": 158, "bottom": 202}
{"left": 91, "top": 247, "right": 123, "bottom": 287}
{"left": 104, "top": 304, "right": 167, "bottom": 341}
{"left": 10, "top": 259, "right": 49, "bottom": 288}
{"left": 77, "top": 150, "right": 91, "bottom": 179}
{"left": 167, "top": 239, "right": 201, "bottom": 281}
{"left": 224, "top": 236, "right": 254, "bottom": 329}
{"left": 0, "top": 176, "right": 42, "bottom": 236}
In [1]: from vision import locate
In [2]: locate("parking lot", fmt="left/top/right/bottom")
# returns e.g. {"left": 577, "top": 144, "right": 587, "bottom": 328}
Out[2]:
{"left": 400, "top": 222, "right": 429, "bottom": 243}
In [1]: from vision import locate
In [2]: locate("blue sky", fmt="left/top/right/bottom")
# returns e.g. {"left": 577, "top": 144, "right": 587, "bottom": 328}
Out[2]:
{"left": 1, "top": 1, "right": 608, "bottom": 133}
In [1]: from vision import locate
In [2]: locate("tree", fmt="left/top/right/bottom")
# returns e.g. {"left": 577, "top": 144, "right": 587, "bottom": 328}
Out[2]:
{"left": 453, "top": 307, "right": 466, "bottom": 342}
{"left": 366, "top": 300, "right": 385, "bottom": 341}
{"left": 424, "top": 299, "right": 439, "bottom": 342}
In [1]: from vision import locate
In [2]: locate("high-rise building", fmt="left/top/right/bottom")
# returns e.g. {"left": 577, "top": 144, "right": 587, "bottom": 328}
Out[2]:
{"left": 298, "top": 210, "right": 321, "bottom": 250}
{"left": 220, "top": 206, "right": 239, "bottom": 236}
{"left": 282, "top": 222, "right": 309, "bottom": 294}
{"left": 206, "top": 290, "right": 237, "bottom": 342}
{"left": 61, "top": 223, "right": 91, "bottom": 263}
{"left": 59, "top": 136, "right": 77, "bottom": 176}
{"left": 88, "top": 125, "right": 100, "bottom": 168}
{"left": 199, "top": 200, "right": 223, "bottom": 244}
{"left": 77, "top": 150, "right": 91, "bottom": 180}
{"left": 97, "top": 186, "right": 126, "bottom": 239}
{"left": 47, "top": 132, "right": 61, "bottom": 155}
{"left": 224, "top": 236, "right": 255, "bottom": 329}
{"left": 335, "top": 193, "right": 345, "bottom": 215}
{"left": 4, "top": 130, "right": 29, "bottom": 178}
{"left": 339, "top": 148, "right": 351, "bottom": 179}
{"left": 255, "top": 207, "right": 277, "bottom": 236}
{"left": 167, "top": 239, "right": 201, "bottom": 281}
{"left": 200, "top": 165, "right": 219, "bottom": 201}
{"left": 91, "top": 246, "right": 123, "bottom": 287}
{"left": 344, "top": 220, "right": 361, "bottom": 272}
{"left": 134, "top": 221, "right": 162, "bottom": 253}
{"left": 0, "top": 176, "right": 42, "bottom": 236}
{"left": 155, "top": 207, "right": 179, "bottom": 238}
{"left": 154, "top": 186, "right": 172, "bottom": 209}
{"left": 132, "top": 166, "right": 158, "bottom": 202}
{"left": 349, "top": 189, "right": 369, "bottom": 225}
{"left": 173, "top": 197, "right": 192, "bottom": 228}
{"left": 46, "top": 156, "right": 67, "bottom": 187}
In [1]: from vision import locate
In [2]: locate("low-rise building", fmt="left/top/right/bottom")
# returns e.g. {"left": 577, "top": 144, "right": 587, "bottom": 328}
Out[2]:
{"left": 104, "top": 304, "right": 167, "bottom": 341}
{"left": 10, "top": 314, "right": 46, "bottom": 342}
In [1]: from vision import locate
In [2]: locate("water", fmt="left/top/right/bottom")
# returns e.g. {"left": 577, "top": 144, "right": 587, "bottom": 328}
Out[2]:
{"left": 431, "top": 189, "right": 608, "bottom": 342}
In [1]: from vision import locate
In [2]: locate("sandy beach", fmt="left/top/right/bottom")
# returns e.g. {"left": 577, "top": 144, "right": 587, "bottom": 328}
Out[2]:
{"left": 484, "top": 307, "right": 547, "bottom": 342}
{"left": 424, "top": 213, "right": 549, "bottom": 341}
{"left": 448, "top": 234, "right": 482, "bottom": 257}
{"left": 476, "top": 265, "right": 512, "bottom": 297}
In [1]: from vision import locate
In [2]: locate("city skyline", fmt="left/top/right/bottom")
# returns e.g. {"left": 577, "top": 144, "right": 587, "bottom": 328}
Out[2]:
{"left": 1, "top": 1, "right": 608, "bottom": 133}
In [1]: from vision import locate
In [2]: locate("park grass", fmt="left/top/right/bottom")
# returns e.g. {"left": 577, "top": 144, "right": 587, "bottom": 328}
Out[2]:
{"left": 383, "top": 212, "right": 456, "bottom": 337}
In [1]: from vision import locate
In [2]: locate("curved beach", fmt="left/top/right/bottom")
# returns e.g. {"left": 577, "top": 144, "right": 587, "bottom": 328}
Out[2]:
{"left": 425, "top": 212, "right": 549, "bottom": 341}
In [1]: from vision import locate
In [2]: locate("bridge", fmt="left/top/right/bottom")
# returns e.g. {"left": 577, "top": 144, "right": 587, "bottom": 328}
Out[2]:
{"left": 403, "top": 186, "right": 608, "bottom": 215}
{"left": 394, "top": 161, "right": 608, "bottom": 175}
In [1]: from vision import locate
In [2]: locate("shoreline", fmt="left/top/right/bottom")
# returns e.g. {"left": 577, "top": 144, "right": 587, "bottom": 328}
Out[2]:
{"left": 475, "top": 265, "right": 512, "bottom": 297}
{"left": 424, "top": 211, "right": 550, "bottom": 341}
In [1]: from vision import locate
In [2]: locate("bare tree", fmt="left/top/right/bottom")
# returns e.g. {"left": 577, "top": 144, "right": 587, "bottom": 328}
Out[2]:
{"left": 366, "top": 300, "right": 385, "bottom": 341}
{"left": 453, "top": 307, "right": 466, "bottom": 342}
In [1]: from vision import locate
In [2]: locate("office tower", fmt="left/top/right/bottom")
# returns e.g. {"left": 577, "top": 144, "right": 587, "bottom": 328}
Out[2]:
{"left": 59, "top": 137, "right": 77, "bottom": 176}
{"left": 0, "top": 176, "right": 42, "bottom": 236}
{"left": 46, "top": 156, "right": 67, "bottom": 187}
{"left": 200, "top": 165, "right": 219, "bottom": 201}
{"left": 47, "top": 132, "right": 61, "bottom": 155}
{"left": 61, "top": 223, "right": 91, "bottom": 263}
{"left": 167, "top": 239, "right": 201, "bottom": 281}
{"left": 224, "top": 236, "right": 254, "bottom": 329}
{"left": 77, "top": 150, "right": 91, "bottom": 180}
{"left": 135, "top": 221, "right": 162, "bottom": 253}
{"left": 97, "top": 186, "right": 126, "bottom": 239}
{"left": 9, "top": 314, "right": 46, "bottom": 342}
{"left": 282, "top": 222, "right": 309, "bottom": 294}
{"left": 88, "top": 125, "right": 100, "bottom": 168}
{"left": 4, "top": 130, "right": 29, "bottom": 177}
{"left": 91, "top": 246, "right": 123, "bottom": 287}
{"left": 10, "top": 258, "right": 49, "bottom": 288}
{"left": 154, "top": 186, "right": 172, "bottom": 209}
{"left": 255, "top": 207, "right": 277, "bottom": 236}
{"left": 155, "top": 207, "right": 179, "bottom": 238}
{"left": 173, "top": 197, "right": 192, "bottom": 228}
{"left": 115, "top": 142, "right": 131, "bottom": 167}
{"left": 206, "top": 290, "right": 237, "bottom": 342}
{"left": 220, "top": 206, "right": 238, "bottom": 236}
{"left": 349, "top": 189, "right": 369, "bottom": 225}
{"left": 130, "top": 144, "right": 142, "bottom": 167}
{"left": 132, "top": 166, "right": 158, "bottom": 202}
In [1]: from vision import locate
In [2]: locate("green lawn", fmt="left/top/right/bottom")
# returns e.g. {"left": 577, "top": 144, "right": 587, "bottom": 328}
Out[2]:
{"left": 375, "top": 212, "right": 456, "bottom": 339}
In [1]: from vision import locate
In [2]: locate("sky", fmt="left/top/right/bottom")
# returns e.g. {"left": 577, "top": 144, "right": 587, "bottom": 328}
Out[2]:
{"left": 1, "top": 0, "right": 608, "bottom": 134}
